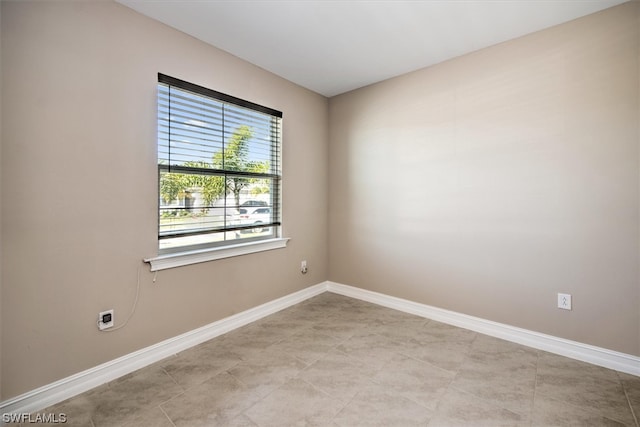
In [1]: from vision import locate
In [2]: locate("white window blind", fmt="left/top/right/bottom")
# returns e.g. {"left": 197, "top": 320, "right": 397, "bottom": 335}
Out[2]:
{"left": 157, "top": 74, "right": 282, "bottom": 254}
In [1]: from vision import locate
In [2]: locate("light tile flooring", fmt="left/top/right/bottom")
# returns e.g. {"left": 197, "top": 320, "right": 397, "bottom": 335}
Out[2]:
{"left": 33, "top": 293, "right": 639, "bottom": 426}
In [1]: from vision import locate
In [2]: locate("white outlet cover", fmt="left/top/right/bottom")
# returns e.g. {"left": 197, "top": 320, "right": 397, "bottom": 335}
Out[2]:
{"left": 557, "top": 293, "right": 572, "bottom": 310}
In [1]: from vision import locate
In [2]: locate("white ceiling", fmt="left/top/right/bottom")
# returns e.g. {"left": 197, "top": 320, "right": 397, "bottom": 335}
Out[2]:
{"left": 117, "top": 0, "right": 628, "bottom": 97}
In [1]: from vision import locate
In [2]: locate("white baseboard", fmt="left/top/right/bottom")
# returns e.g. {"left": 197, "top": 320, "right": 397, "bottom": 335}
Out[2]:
{"left": 2, "top": 280, "right": 638, "bottom": 419}
{"left": 0, "top": 283, "right": 327, "bottom": 417}
{"left": 326, "top": 281, "right": 640, "bottom": 377}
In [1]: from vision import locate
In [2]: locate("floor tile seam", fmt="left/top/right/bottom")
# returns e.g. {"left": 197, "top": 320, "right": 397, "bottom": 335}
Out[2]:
{"left": 288, "top": 326, "right": 340, "bottom": 342}
{"left": 366, "top": 330, "right": 418, "bottom": 348}
{"left": 231, "top": 348, "right": 273, "bottom": 365}
{"left": 238, "top": 393, "right": 274, "bottom": 427}
{"left": 620, "top": 378, "right": 640, "bottom": 427}
{"left": 157, "top": 404, "right": 177, "bottom": 427}
{"left": 325, "top": 347, "right": 363, "bottom": 365}
{"left": 403, "top": 336, "right": 476, "bottom": 347}
{"left": 324, "top": 337, "right": 350, "bottom": 352}
{"left": 295, "top": 376, "right": 350, "bottom": 415}
{"left": 261, "top": 334, "right": 295, "bottom": 352}
{"left": 358, "top": 329, "right": 415, "bottom": 343}
{"left": 307, "top": 364, "right": 380, "bottom": 397}
{"left": 322, "top": 381, "right": 385, "bottom": 427}
{"left": 158, "top": 366, "right": 187, "bottom": 394}
{"left": 453, "top": 361, "right": 539, "bottom": 383}
{"left": 51, "top": 387, "right": 103, "bottom": 412}
{"left": 262, "top": 377, "right": 352, "bottom": 426}
{"left": 225, "top": 367, "right": 268, "bottom": 393}
{"left": 154, "top": 375, "right": 204, "bottom": 418}
{"left": 367, "top": 383, "right": 438, "bottom": 418}
{"left": 144, "top": 370, "right": 193, "bottom": 408}
{"left": 241, "top": 409, "right": 261, "bottom": 427}
{"left": 282, "top": 338, "right": 347, "bottom": 354}
{"left": 215, "top": 375, "right": 289, "bottom": 425}
{"left": 252, "top": 329, "right": 306, "bottom": 343}
{"left": 298, "top": 356, "right": 380, "bottom": 384}
{"left": 280, "top": 341, "right": 341, "bottom": 364}
{"left": 394, "top": 348, "right": 460, "bottom": 377}
{"left": 528, "top": 351, "right": 541, "bottom": 421}
{"left": 618, "top": 370, "right": 640, "bottom": 381}
{"left": 309, "top": 329, "right": 357, "bottom": 342}
{"left": 162, "top": 359, "right": 242, "bottom": 394}
{"left": 536, "top": 370, "right": 630, "bottom": 391}
{"left": 296, "top": 356, "right": 326, "bottom": 374}
{"left": 618, "top": 371, "right": 640, "bottom": 404}
{"left": 532, "top": 387, "right": 635, "bottom": 426}
{"left": 387, "top": 342, "right": 435, "bottom": 361}
{"left": 425, "top": 385, "right": 464, "bottom": 425}
{"left": 468, "top": 345, "right": 541, "bottom": 358}
{"left": 428, "top": 371, "right": 480, "bottom": 396}
{"left": 364, "top": 317, "right": 430, "bottom": 327}
{"left": 313, "top": 327, "right": 352, "bottom": 350}
{"left": 291, "top": 353, "right": 318, "bottom": 367}
{"left": 446, "top": 384, "right": 531, "bottom": 419}
{"left": 144, "top": 386, "right": 190, "bottom": 419}
{"left": 448, "top": 377, "right": 536, "bottom": 417}
{"left": 87, "top": 373, "right": 186, "bottom": 425}
{"left": 383, "top": 348, "right": 459, "bottom": 379}
{"left": 375, "top": 384, "right": 442, "bottom": 415}
{"left": 536, "top": 358, "right": 624, "bottom": 384}
{"left": 535, "top": 354, "right": 622, "bottom": 380}
{"left": 336, "top": 341, "right": 409, "bottom": 360}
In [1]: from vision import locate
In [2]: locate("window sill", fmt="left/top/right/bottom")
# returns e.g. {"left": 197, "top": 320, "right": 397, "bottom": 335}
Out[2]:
{"left": 144, "top": 238, "right": 290, "bottom": 271}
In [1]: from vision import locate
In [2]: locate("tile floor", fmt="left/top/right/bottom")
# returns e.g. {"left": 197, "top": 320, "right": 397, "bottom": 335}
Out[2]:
{"left": 31, "top": 293, "right": 639, "bottom": 426}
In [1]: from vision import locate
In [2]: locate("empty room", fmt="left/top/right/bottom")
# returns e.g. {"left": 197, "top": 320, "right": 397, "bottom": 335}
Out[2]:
{"left": 1, "top": 0, "right": 639, "bottom": 425}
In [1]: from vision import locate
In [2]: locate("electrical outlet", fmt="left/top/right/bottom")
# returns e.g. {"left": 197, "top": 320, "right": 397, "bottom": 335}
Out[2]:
{"left": 98, "top": 309, "right": 114, "bottom": 330}
{"left": 557, "top": 293, "right": 572, "bottom": 310}
{"left": 301, "top": 260, "right": 308, "bottom": 274}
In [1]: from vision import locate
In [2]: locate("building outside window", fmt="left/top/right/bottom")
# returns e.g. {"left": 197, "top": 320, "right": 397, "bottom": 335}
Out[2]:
{"left": 157, "top": 74, "right": 282, "bottom": 254}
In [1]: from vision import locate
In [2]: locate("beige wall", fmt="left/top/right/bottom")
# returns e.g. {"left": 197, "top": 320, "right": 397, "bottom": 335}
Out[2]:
{"left": 329, "top": 2, "right": 640, "bottom": 356}
{"left": 0, "top": 1, "right": 328, "bottom": 398}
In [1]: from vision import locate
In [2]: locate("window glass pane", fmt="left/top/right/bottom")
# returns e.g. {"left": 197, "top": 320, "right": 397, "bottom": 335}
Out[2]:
{"left": 157, "top": 76, "right": 281, "bottom": 253}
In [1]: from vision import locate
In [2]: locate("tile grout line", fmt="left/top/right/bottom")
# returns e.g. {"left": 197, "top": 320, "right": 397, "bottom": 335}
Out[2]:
{"left": 618, "top": 371, "right": 640, "bottom": 427}
{"left": 535, "top": 351, "right": 637, "bottom": 426}
{"left": 158, "top": 405, "right": 177, "bottom": 427}
{"left": 530, "top": 350, "right": 541, "bottom": 427}
{"left": 297, "top": 375, "right": 350, "bottom": 424}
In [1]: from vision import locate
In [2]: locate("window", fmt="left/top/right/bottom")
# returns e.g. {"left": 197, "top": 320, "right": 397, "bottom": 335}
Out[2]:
{"left": 157, "top": 74, "right": 282, "bottom": 255}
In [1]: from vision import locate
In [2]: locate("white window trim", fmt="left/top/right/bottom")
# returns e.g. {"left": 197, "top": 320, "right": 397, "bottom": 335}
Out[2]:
{"left": 144, "top": 237, "right": 289, "bottom": 271}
